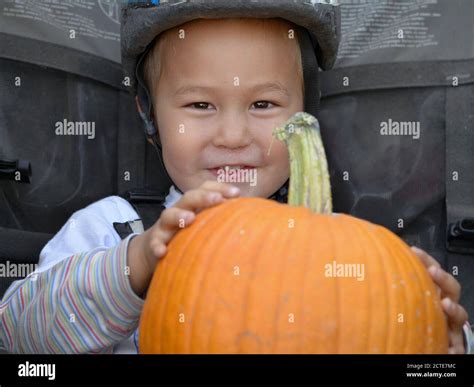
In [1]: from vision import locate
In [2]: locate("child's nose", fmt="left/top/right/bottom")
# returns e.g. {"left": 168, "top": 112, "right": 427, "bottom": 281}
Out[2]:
{"left": 212, "top": 112, "right": 253, "bottom": 149}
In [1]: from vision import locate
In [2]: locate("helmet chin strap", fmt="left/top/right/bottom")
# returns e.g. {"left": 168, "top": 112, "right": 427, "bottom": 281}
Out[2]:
{"left": 268, "top": 179, "right": 289, "bottom": 203}
{"left": 134, "top": 45, "right": 185, "bottom": 194}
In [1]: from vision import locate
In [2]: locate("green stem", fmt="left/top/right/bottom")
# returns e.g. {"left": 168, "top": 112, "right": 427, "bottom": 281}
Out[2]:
{"left": 273, "top": 112, "right": 332, "bottom": 214}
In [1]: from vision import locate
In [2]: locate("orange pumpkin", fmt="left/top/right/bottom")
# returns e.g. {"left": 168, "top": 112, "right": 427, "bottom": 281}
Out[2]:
{"left": 139, "top": 113, "right": 448, "bottom": 354}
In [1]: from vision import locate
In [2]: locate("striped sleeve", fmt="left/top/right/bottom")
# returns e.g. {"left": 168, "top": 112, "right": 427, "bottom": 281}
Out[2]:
{"left": 0, "top": 234, "right": 144, "bottom": 354}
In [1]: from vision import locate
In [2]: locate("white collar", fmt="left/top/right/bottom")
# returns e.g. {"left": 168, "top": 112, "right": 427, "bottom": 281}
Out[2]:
{"left": 163, "top": 185, "right": 183, "bottom": 208}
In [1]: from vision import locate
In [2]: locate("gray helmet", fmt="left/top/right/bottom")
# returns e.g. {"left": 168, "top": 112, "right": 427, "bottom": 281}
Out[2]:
{"left": 122, "top": 0, "right": 340, "bottom": 88}
{"left": 120, "top": 0, "right": 341, "bottom": 197}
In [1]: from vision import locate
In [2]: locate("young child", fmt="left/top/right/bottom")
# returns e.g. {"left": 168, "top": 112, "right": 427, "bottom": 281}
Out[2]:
{"left": 0, "top": 4, "right": 469, "bottom": 354}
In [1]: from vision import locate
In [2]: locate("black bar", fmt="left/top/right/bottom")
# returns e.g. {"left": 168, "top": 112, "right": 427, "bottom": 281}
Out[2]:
{"left": 0, "top": 354, "right": 473, "bottom": 385}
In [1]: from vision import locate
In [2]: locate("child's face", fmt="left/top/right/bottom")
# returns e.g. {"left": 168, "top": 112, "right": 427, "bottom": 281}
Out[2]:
{"left": 151, "top": 18, "right": 304, "bottom": 197}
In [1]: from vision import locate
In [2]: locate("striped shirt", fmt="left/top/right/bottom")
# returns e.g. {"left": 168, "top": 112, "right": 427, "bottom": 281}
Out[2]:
{"left": 0, "top": 187, "right": 182, "bottom": 354}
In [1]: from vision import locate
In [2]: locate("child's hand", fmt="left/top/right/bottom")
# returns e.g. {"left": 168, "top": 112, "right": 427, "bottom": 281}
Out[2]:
{"left": 411, "top": 246, "right": 469, "bottom": 354}
{"left": 127, "top": 181, "right": 240, "bottom": 296}
{"left": 144, "top": 181, "right": 240, "bottom": 263}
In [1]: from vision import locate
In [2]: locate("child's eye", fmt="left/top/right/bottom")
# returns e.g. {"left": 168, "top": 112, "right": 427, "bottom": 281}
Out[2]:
{"left": 187, "top": 102, "right": 213, "bottom": 110}
{"left": 252, "top": 101, "right": 276, "bottom": 109}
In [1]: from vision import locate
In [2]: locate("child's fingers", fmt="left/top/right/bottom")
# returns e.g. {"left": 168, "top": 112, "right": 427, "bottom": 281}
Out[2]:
{"left": 420, "top": 256, "right": 467, "bottom": 355}
{"left": 147, "top": 224, "right": 174, "bottom": 255}
{"left": 172, "top": 181, "right": 240, "bottom": 215}
{"left": 149, "top": 239, "right": 168, "bottom": 259}
{"left": 448, "top": 347, "right": 464, "bottom": 355}
{"left": 145, "top": 182, "right": 240, "bottom": 261}
{"left": 443, "top": 298, "right": 468, "bottom": 354}
{"left": 447, "top": 328, "right": 466, "bottom": 354}
{"left": 159, "top": 207, "right": 195, "bottom": 231}
{"left": 199, "top": 180, "right": 241, "bottom": 198}
{"left": 442, "top": 298, "right": 469, "bottom": 328}
{"left": 411, "top": 246, "right": 441, "bottom": 269}
{"left": 429, "top": 267, "right": 461, "bottom": 303}
{"left": 147, "top": 208, "right": 196, "bottom": 255}
{"left": 411, "top": 247, "right": 443, "bottom": 297}
{"left": 177, "top": 188, "right": 225, "bottom": 212}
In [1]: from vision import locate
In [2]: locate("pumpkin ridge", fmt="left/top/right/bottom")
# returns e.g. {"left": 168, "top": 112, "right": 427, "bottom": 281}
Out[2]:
{"left": 262, "top": 203, "right": 298, "bottom": 353}
{"left": 406, "top": 239, "right": 446, "bottom": 353}
{"left": 236, "top": 202, "right": 288, "bottom": 353}
{"left": 180, "top": 203, "right": 229, "bottom": 353}
{"left": 380, "top": 227, "right": 447, "bottom": 353}
{"left": 279, "top": 210, "right": 314, "bottom": 353}
{"left": 298, "top": 213, "right": 333, "bottom": 353}
{"left": 386, "top": 228, "right": 422, "bottom": 353}
{"left": 376, "top": 225, "right": 403, "bottom": 353}
{"left": 349, "top": 216, "right": 395, "bottom": 353}
{"left": 139, "top": 216, "right": 194, "bottom": 352}
{"left": 374, "top": 224, "right": 412, "bottom": 353}
{"left": 167, "top": 207, "right": 224, "bottom": 353}
{"left": 144, "top": 199, "right": 230, "bottom": 353}
{"left": 396, "top": 236, "right": 429, "bottom": 352}
{"left": 145, "top": 204, "right": 220, "bottom": 353}
{"left": 378, "top": 228, "right": 421, "bottom": 353}
{"left": 266, "top": 207, "right": 297, "bottom": 353}
{"left": 203, "top": 199, "right": 269, "bottom": 353}
{"left": 377, "top": 224, "right": 446, "bottom": 353}
{"left": 341, "top": 214, "right": 372, "bottom": 353}
{"left": 322, "top": 211, "right": 340, "bottom": 353}
{"left": 337, "top": 214, "right": 371, "bottom": 353}
{"left": 311, "top": 213, "right": 337, "bottom": 353}
{"left": 183, "top": 199, "right": 247, "bottom": 353}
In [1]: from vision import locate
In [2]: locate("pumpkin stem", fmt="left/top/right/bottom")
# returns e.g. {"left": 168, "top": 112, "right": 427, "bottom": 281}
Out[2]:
{"left": 273, "top": 112, "right": 332, "bottom": 214}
